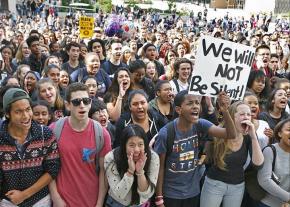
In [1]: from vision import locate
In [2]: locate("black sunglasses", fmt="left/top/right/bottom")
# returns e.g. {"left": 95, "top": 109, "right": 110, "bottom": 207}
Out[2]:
{"left": 71, "top": 97, "right": 92, "bottom": 106}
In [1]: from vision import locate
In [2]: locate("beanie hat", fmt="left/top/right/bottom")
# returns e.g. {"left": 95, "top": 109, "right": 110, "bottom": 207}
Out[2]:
{"left": 3, "top": 88, "right": 31, "bottom": 112}
{"left": 23, "top": 71, "right": 40, "bottom": 81}
{"left": 143, "top": 43, "right": 156, "bottom": 53}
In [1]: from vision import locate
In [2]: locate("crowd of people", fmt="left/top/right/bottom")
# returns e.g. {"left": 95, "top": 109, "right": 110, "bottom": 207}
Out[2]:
{"left": 0, "top": 1, "right": 289, "bottom": 207}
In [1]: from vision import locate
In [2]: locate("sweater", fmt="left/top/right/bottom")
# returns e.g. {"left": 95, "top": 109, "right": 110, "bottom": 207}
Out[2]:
{"left": 104, "top": 149, "right": 160, "bottom": 206}
{"left": 0, "top": 121, "right": 60, "bottom": 207}
{"left": 258, "top": 143, "right": 290, "bottom": 207}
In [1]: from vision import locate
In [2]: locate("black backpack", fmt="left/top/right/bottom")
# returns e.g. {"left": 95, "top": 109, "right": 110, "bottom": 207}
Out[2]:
{"left": 245, "top": 144, "right": 278, "bottom": 201}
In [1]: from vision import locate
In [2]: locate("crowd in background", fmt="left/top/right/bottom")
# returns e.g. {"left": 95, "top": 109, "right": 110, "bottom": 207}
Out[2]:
{"left": 0, "top": 2, "right": 289, "bottom": 207}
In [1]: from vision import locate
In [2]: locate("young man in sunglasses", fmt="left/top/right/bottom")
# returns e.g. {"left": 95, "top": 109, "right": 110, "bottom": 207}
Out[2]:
{"left": 49, "top": 82, "right": 112, "bottom": 207}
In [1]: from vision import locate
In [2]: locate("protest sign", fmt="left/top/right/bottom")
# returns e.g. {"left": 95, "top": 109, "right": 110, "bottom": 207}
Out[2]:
{"left": 189, "top": 36, "right": 255, "bottom": 100}
{"left": 79, "top": 16, "right": 94, "bottom": 38}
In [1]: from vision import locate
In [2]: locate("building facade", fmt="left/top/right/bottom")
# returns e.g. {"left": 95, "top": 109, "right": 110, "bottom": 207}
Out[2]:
{"left": 210, "top": 0, "right": 288, "bottom": 14}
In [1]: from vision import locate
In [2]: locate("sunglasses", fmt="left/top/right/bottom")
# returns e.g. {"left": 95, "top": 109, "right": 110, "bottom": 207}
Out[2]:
{"left": 71, "top": 97, "right": 92, "bottom": 106}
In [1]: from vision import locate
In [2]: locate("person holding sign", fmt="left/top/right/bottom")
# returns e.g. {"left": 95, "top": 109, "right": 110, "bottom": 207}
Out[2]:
{"left": 154, "top": 91, "right": 237, "bottom": 207}
{"left": 200, "top": 101, "right": 264, "bottom": 207}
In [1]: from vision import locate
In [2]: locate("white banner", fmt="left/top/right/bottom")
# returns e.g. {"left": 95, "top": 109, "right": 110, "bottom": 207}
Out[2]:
{"left": 189, "top": 36, "right": 255, "bottom": 100}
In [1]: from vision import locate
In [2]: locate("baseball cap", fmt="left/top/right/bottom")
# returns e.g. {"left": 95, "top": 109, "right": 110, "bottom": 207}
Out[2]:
{"left": 3, "top": 88, "right": 31, "bottom": 112}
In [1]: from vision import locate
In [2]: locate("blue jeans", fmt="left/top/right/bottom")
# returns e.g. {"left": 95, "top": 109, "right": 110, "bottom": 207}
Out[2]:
{"left": 200, "top": 176, "right": 245, "bottom": 207}
{"left": 256, "top": 202, "right": 271, "bottom": 207}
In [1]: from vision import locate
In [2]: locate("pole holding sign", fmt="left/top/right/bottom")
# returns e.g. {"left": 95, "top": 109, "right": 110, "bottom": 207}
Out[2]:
{"left": 189, "top": 36, "right": 256, "bottom": 100}
{"left": 79, "top": 16, "right": 94, "bottom": 38}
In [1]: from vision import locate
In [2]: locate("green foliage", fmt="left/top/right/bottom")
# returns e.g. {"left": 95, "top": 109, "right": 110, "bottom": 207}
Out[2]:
{"left": 98, "top": 0, "right": 112, "bottom": 13}
{"left": 167, "top": 0, "right": 176, "bottom": 12}
{"left": 125, "top": 0, "right": 152, "bottom": 5}
{"left": 61, "top": 0, "right": 69, "bottom": 6}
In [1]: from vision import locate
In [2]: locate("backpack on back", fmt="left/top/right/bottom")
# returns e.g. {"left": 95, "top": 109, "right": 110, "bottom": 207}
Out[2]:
{"left": 245, "top": 144, "right": 278, "bottom": 201}
{"left": 53, "top": 117, "right": 104, "bottom": 174}
{"left": 165, "top": 121, "right": 202, "bottom": 159}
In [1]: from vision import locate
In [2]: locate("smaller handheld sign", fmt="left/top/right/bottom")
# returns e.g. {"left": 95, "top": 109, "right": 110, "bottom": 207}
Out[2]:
{"left": 189, "top": 36, "right": 255, "bottom": 100}
{"left": 79, "top": 16, "right": 94, "bottom": 38}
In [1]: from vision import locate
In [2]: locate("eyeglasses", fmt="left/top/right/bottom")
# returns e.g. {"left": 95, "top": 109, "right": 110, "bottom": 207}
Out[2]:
{"left": 87, "top": 84, "right": 97, "bottom": 88}
{"left": 270, "top": 61, "right": 278, "bottom": 63}
{"left": 71, "top": 97, "right": 92, "bottom": 106}
{"left": 258, "top": 53, "right": 270, "bottom": 56}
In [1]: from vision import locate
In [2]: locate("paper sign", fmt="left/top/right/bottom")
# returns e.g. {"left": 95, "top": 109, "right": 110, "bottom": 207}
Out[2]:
{"left": 189, "top": 36, "right": 255, "bottom": 100}
{"left": 79, "top": 16, "right": 94, "bottom": 38}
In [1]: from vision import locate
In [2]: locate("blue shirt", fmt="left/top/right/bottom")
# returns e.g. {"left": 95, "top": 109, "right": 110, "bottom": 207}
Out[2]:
{"left": 154, "top": 118, "right": 213, "bottom": 199}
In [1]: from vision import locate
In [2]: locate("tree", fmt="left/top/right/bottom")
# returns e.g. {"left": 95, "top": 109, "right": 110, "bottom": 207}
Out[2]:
{"left": 167, "top": 0, "right": 176, "bottom": 12}
{"left": 97, "top": 0, "right": 112, "bottom": 13}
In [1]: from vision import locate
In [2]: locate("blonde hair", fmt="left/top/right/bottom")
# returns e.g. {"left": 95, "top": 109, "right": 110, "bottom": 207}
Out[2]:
{"left": 36, "top": 78, "right": 64, "bottom": 110}
{"left": 206, "top": 101, "right": 247, "bottom": 170}
{"left": 15, "top": 41, "right": 28, "bottom": 63}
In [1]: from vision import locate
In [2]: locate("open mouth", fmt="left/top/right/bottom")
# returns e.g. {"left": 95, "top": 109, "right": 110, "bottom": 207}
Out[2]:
{"left": 251, "top": 108, "right": 258, "bottom": 116}
{"left": 137, "top": 110, "right": 145, "bottom": 116}
{"left": 46, "top": 95, "right": 53, "bottom": 101}
{"left": 21, "top": 120, "right": 31, "bottom": 126}
{"left": 89, "top": 91, "right": 95, "bottom": 96}
{"left": 62, "top": 80, "right": 68, "bottom": 85}
{"left": 79, "top": 111, "right": 86, "bottom": 115}
{"left": 100, "top": 118, "right": 107, "bottom": 126}
{"left": 241, "top": 123, "right": 248, "bottom": 131}
{"left": 122, "top": 81, "right": 129, "bottom": 89}
{"left": 262, "top": 59, "right": 269, "bottom": 64}
{"left": 26, "top": 83, "right": 33, "bottom": 90}
{"left": 191, "top": 111, "right": 199, "bottom": 117}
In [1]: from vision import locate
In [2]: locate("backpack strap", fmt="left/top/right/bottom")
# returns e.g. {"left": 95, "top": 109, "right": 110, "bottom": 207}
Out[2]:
{"left": 166, "top": 121, "right": 175, "bottom": 158}
{"left": 173, "top": 79, "right": 180, "bottom": 93}
{"left": 261, "top": 144, "right": 276, "bottom": 171}
{"left": 93, "top": 120, "right": 104, "bottom": 154}
{"left": 92, "top": 120, "right": 104, "bottom": 174}
{"left": 268, "top": 144, "right": 276, "bottom": 171}
{"left": 102, "top": 61, "right": 110, "bottom": 74}
{"left": 53, "top": 117, "right": 67, "bottom": 141}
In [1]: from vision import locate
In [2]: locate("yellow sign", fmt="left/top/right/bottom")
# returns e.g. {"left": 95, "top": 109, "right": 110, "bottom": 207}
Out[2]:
{"left": 79, "top": 16, "right": 94, "bottom": 38}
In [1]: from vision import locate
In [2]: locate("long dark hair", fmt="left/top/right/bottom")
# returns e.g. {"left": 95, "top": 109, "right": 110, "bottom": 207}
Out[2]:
{"left": 108, "top": 67, "right": 133, "bottom": 97}
{"left": 246, "top": 70, "right": 270, "bottom": 99}
{"left": 113, "top": 124, "right": 151, "bottom": 205}
{"left": 266, "top": 88, "right": 287, "bottom": 112}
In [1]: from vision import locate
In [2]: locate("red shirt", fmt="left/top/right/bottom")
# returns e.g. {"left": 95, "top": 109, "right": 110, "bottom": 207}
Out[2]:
{"left": 50, "top": 119, "right": 111, "bottom": 207}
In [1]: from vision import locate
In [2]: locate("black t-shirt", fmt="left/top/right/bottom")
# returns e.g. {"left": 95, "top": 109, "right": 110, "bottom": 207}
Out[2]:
{"left": 258, "top": 111, "right": 290, "bottom": 130}
{"left": 206, "top": 135, "right": 251, "bottom": 184}
{"left": 101, "top": 61, "right": 127, "bottom": 77}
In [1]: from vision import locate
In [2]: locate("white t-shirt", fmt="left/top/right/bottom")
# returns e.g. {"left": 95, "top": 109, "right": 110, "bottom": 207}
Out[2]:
{"left": 170, "top": 79, "right": 189, "bottom": 95}
{"left": 256, "top": 120, "right": 270, "bottom": 149}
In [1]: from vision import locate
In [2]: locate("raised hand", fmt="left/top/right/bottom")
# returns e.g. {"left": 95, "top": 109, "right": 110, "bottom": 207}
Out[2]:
{"left": 135, "top": 151, "right": 147, "bottom": 174}
{"left": 264, "top": 128, "right": 273, "bottom": 138}
{"left": 217, "top": 91, "right": 230, "bottom": 112}
{"left": 241, "top": 119, "right": 255, "bottom": 137}
{"left": 119, "top": 81, "right": 126, "bottom": 98}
